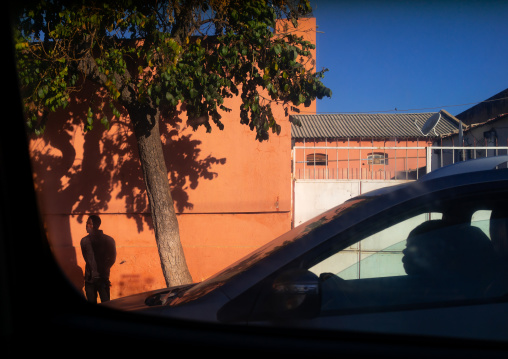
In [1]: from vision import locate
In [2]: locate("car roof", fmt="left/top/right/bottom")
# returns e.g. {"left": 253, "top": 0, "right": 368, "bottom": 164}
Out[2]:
{"left": 418, "top": 155, "right": 508, "bottom": 182}
{"left": 360, "top": 155, "right": 508, "bottom": 197}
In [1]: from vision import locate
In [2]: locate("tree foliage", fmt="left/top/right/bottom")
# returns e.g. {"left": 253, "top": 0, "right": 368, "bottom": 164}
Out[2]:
{"left": 14, "top": 0, "right": 331, "bottom": 139}
{"left": 12, "top": 0, "right": 331, "bottom": 287}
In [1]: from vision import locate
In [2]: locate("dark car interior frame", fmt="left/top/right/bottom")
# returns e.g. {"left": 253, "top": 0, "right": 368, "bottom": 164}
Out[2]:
{"left": 2, "top": 5, "right": 508, "bottom": 357}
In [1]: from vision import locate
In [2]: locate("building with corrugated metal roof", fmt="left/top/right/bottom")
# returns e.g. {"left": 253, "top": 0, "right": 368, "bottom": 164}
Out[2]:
{"left": 289, "top": 91, "right": 508, "bottom": 227}
{"left": 290, "top": 110, "right": 460, "bottom": 181}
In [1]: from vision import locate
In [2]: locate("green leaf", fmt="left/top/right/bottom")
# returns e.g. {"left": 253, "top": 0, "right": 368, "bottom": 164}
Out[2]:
{"left": 231, "top": 9, "right": 238, "bottom": 21}
{"left": 101, "top": 117, "right": 110, "bottom": 129}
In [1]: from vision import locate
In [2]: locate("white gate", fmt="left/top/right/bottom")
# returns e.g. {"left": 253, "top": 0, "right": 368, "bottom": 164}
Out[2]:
{"left": 292, "top": 179, "right": 408, "bottom": 227}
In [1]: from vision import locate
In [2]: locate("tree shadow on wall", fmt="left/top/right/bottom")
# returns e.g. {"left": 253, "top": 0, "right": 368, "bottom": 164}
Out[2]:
{"left": 29, "top": 85, "right": 226, "bottom": 292}
{"left": 160, "top": 107, "right": 227, "bottom": 213}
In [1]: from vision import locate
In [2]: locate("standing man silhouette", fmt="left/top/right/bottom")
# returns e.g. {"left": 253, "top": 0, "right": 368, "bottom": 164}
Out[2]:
{"left": 80, "top": 215, "right": 116, "bottom": 303}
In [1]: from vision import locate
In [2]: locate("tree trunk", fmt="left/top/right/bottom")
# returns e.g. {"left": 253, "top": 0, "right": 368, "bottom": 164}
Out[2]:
{"left": 127, "top": 103, "right": 193, "bottom": 287}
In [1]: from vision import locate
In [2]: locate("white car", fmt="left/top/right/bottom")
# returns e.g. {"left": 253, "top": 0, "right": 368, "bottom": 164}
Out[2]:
{"left": 105, "top": 156, "right": 508, "bottom": 342}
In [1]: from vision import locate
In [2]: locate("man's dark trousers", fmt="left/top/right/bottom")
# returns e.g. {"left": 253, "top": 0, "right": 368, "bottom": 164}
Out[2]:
{"left": 85, "top": 280, "right": 110, "bottom": 303}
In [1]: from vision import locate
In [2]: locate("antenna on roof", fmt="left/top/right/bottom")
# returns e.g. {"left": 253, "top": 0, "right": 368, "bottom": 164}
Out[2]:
{"left": 421, "top": 112, "right": 441, "bottom": 135}
{"left": 459, "top": 121, "right": 463, "bottom": 144}
{"left": 459, "top": 120, "right": 464, "bottom": 160}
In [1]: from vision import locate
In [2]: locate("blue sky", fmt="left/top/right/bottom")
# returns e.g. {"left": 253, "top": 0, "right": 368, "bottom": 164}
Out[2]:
{"left": 309, "top": 0, "right": 508, "bottom": 116}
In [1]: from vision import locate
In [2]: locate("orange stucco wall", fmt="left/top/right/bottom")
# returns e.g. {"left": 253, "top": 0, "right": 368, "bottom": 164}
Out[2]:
{"left": 29, "top": 18, "right": 317, "bottom": 300}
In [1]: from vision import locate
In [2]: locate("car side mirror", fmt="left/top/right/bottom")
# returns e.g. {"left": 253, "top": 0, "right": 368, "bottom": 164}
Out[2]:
{"left": 269, "top": 268, "right": 321, "bottom": 320}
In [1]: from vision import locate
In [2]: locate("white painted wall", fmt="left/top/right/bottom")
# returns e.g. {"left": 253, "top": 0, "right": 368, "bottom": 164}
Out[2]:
{"left": 293, "top": 180, "right": 410, "bottom": 226}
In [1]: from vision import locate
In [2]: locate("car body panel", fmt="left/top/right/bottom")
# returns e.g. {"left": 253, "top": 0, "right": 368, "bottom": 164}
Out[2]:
{"left": 252, "top": 301, "right": 508, "bottom": 342}
{"left": 419, "top": 155, "right": 508, "bottom": 182}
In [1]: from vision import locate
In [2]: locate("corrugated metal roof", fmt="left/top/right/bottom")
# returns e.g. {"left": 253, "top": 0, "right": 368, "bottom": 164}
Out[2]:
{"left": 290, "top": 111, "right": 459, "bottom": 139}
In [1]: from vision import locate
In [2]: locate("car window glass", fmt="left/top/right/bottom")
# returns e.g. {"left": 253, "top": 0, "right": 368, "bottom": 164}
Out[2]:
{"left": 309, "top": 212, "right": 442, "bottom": 279}
{"left": 310, "top": 207, "right": 506, "bottom": 314}
{"left": 471, "top": 210, "right": 492, "bottom": 238}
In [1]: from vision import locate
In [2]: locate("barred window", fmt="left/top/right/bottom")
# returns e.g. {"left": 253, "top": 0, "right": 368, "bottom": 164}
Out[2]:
{"left": 368, "top": 153, "right": 388, "bottom": 165}
{"left": 306, "top": 153, "right": 327, "bottom": 166}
